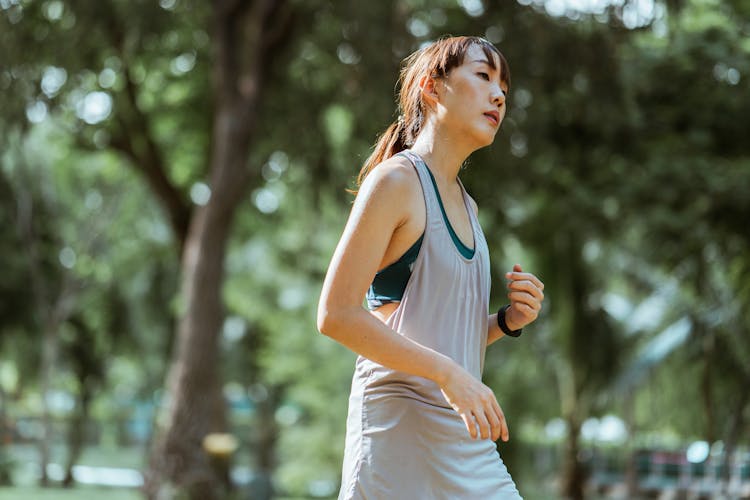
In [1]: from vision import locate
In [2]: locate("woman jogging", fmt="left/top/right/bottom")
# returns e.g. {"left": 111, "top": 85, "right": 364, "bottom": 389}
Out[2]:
{"left": 317, "top": 36, "right": 545, "bottom": 499}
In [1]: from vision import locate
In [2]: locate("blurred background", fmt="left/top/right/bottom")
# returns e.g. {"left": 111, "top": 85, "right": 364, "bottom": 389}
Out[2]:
{"left": 1, "top": 0, "right": 749, "bottom": 499}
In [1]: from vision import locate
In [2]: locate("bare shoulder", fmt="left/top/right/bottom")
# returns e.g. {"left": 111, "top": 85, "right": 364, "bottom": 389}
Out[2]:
{"left": 362, "top": 155, "right": 419, "bottom": 190}
{"left": 356, "top": 155, "right": 421, "bottom": 210}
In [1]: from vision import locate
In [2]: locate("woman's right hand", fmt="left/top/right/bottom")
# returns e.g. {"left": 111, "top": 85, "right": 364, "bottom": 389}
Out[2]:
{"left": 439, "top": 363, "right": 509, "bottom": 442}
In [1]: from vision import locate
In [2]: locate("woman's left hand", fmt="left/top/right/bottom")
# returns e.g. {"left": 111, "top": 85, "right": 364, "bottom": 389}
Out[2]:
{"left": 504, "top": 264, "right": 545, "bottom": 331}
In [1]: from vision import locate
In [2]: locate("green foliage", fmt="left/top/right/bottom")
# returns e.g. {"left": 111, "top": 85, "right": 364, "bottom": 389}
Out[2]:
{"left": 1, "top": 0, "right": 749, "bottom": 497}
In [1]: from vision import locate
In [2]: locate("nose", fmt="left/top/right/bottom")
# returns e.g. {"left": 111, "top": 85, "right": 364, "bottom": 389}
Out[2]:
{"left": 492, "top": 86, "right": 506, "bottom": 107}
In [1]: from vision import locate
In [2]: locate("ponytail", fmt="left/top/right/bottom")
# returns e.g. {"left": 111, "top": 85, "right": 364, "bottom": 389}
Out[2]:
{"left": 352, "top": 117, "right": 407, "bottom": 193}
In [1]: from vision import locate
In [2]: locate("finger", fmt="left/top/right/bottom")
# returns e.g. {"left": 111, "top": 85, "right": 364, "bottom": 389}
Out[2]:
{"left": 507, "top": 280, "right": 545, "bottom": 301}
{"left": 491, "top": 399, "right": 509, "bottom": 442}
{"left": 472, "top": 409, "right": 491, "bottom": 440}
{"left": 513, "top": 263, "right": 523, "bottom": 273}
{"left": 460, "top": 412, "right": 477, "bottom": 440}
{"left": 506, "top": 274, "right": 544, "bottom": 291}
{"left": 485, "top": 405, "right": 502, "bottom": 441}
{"left": 505, "top": 272, "right": 544, "bottom": 290}
{"left": 507, "top": 291, "right": 541, "bottom": 311}
{"left": 510, "top": 302, "right": 539, "bottom": 318}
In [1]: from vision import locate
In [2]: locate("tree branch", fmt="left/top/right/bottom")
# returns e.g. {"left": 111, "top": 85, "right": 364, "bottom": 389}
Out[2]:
{"left": 213, "top": 0, "right": 256, "bottom": 105}
{"left": 239, "top": 0, "right": 292, "bottom": 107}
{"left": 110, "top": 64, "right": 192, "bottom": 249}
{"left": 207, "top": 0, "right": 295, "bottom": 211}
{"left": 96, "top": 4, "right": 192, "bottom": 251}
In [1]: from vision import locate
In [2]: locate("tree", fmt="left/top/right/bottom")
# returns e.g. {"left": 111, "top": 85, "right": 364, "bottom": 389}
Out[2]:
{"left": 3, "top": 1, "right": 748, "bottom": 498}
{"left": 141, "top": 1, "right": 293, "bottom": 496}
{"left": 2, "top": 0, "right": 296, "bottom": 496}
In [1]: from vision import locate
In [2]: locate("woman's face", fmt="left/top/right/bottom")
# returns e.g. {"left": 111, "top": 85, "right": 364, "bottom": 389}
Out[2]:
{"left": 432, "top": 44, "right": 508, "bottom": 149}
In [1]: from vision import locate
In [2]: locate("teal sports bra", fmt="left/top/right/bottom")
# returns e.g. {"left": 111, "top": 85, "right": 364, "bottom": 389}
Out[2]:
{"left": 366, "top": 234, "right": 424, "bottom": 309}
{"left": 366, "top": 154, "right": 474, "bottom": 310}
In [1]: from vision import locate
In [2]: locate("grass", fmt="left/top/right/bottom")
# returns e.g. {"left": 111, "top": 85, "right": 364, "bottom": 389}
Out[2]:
{"left": 2, "top": 444, "right": 144, "bottom": 499}
{"left": 8, "top": 443, "right": 145, "bottom": 469}
{"left": 0, "top": 485, "right": 141, "bottom": 500}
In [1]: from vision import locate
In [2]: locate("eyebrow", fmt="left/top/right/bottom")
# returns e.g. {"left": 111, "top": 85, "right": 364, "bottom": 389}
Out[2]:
{"left": 472, "top": 58, "right": 508, "bottom": 92}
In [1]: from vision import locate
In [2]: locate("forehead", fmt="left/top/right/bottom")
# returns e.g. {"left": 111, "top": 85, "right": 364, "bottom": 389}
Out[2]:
{"left": 463, "top": 44, "right": 508, "bottom": 90}
{"left": 464, "top": 44, "right": 500, "bottom": 68}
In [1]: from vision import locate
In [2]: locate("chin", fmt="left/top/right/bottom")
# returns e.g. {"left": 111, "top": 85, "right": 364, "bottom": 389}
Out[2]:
{"left": 460, "top": 124, "right": 497, "bottom": 151}
{"left": 473, "top": 131, "right": 497, "bottom": 149}
{"left": 475, "top": 123, "right": 499, "bottom": 145}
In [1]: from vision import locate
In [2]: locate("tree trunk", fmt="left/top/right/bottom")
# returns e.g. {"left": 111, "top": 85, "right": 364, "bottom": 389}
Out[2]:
{"left": 553, "top": 236, "right": 587, "bottom": 500}
{"left": 16, "top": 179, "right": 55, "bottom": 487}
{"left": 719, "top": 368, "right": 750, "bottom": 495}
{"left": 561, "top": 415, "right": 585, "bottom": 500}
{"left": 144, "top": 76, "right": 257, "bottom": 500}
{"left": 0, "top": 385, "right": 12, "bottom": 486}
{"left": 36, "top": 280, "right": 78, "bottom": 487}
{"left": 38, "top": 319, "right": 57, "bottom": 487}
{"left": 142, "top": 2, "right": 293, "bottom": 498}
{"left": 721, "top": 391, "right": 747, "bottom": 495}
{"left": 63, "top": 376, "right": 94, "bottom": 488}
{"left": 249, "top": 384, "right": 282, "bottom": 500}
{"left": 700, "top": 345, "right": 715, "bottom": 442}
{"left": 145, "top": 201, "right": 236, "bottom": 500}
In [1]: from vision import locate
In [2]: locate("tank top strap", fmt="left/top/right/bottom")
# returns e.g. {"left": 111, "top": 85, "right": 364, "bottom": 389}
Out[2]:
{"left": 398, "top": 149, "right": 440, "bottom": 227}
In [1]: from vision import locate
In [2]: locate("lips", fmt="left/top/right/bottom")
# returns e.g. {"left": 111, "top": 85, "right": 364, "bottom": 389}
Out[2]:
{"left": 484, "top": 111, "right": 499, "bottom": 126}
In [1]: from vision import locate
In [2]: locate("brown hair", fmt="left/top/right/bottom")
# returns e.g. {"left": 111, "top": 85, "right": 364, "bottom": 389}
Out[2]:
{"left": 354, "top": 36, "right": 510, "bottom": 190}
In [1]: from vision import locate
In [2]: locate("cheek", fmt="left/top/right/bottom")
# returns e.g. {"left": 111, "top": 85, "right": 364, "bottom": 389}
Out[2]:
{"left": 450, "top": 77, "right": 478, "bottom": 99}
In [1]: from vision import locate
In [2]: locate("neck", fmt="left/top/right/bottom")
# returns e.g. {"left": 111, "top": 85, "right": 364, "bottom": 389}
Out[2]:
{"left": 410, "top": 120, "right": 474, "bottom": 183}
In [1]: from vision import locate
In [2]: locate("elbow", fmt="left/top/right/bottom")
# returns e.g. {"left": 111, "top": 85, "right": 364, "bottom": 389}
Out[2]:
{"left": 316, "top": 307, "right": 330, "bottom": 336}
{"left": 317, "top": 301, "right": 358, "bottom": 342}
{"left": 316, "top": 303, "right": 339, "bottom": 338}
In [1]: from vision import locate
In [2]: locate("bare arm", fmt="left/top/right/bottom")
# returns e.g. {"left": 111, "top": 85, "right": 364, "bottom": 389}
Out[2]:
{"left": 487, "top": 311, "right": 506, "bottom": 346}
{"left": 317, "top": 161, "right": 456, "bottom": 384}
{"left": 318, "top": 161, "right": 508, "bottom": 442}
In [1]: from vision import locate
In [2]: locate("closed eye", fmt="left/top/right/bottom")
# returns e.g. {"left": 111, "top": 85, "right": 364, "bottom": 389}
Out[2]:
{"left": 477, "top": 72, "right": 490, "bottom": 81}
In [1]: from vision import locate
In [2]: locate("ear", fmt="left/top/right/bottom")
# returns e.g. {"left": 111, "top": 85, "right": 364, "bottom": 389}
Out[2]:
{"left": 418, "top": 74, "right": 441, "bottom": 109}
